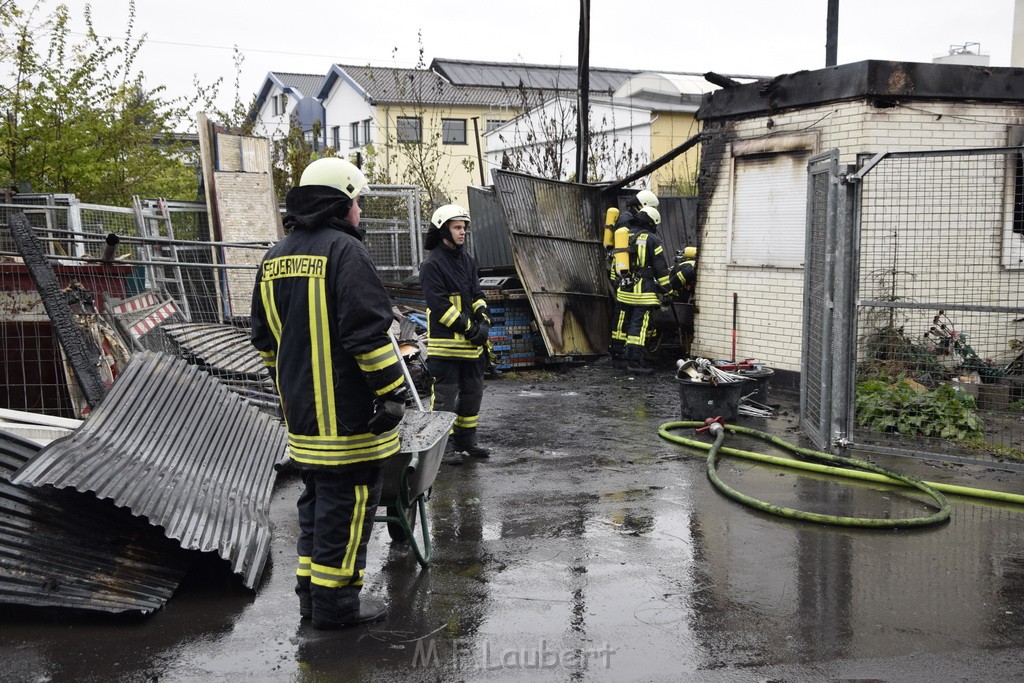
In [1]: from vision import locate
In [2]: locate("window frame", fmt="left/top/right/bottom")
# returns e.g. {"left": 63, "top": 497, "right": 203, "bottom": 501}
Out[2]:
{"left": 441, "top": 118, "right": 467, "bottom": 145}
{"left": 396, "top": 116, "right": 422, "bottom": 144}
{"left": 350, "top": 122, "right": 360, "bottom": 149}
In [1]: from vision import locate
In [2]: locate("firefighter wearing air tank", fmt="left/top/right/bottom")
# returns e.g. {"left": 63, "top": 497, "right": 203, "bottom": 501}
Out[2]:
{"left": 250, "top": 157, "right": 408, "bottom": 630}
{"left": 420, "top": 204, "right": 491, "bottom": 465}
{"left": 668, "top": 246, "right": 698, "bottom": 301}
{"left": 606, "top": 190, "right": 659, "bottom": 362}
{"left": 614, "top": 205, "right": 671, "bottom": 374}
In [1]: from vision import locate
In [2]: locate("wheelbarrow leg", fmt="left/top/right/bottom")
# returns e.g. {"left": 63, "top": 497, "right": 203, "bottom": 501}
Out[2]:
{"left": 377, "top": 494, "right": 432, "bottom": 568}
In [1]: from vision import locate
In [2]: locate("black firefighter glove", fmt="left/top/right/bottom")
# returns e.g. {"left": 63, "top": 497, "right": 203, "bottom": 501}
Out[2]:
{"left": 467, "top": 321, "right": 490, "bottom": 347}
{"left": 367, "top": 386, "right": 408, "bottom": 435}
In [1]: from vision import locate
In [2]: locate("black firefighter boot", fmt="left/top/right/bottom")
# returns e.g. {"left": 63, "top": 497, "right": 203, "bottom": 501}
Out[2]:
{"left": 453, "top": 432, "right": 491, "bottom": 459}
{"left": 626, "top": 350, "right": 655, "bottom": 375}
{"left": 311, "top": 585, "right": 388, "bottom": 630}
{"left": 441, "top": 440, "right": 464, "bottom": 466}
{"left": 297, "top": 576, "right": 312, "bottom": 621}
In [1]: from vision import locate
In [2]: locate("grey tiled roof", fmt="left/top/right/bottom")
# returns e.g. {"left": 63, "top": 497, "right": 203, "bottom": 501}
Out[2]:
{"left": 270, "top": 72, "right": 323, "bottom": 99}
{"left": 431, "top": 58, "right": 638, "bottom": 95}
{"left": 334, "top": 64, "right": 520, "bottom": 107}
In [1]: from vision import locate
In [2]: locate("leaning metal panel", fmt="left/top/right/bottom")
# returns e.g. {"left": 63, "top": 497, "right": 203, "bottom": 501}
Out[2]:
{"left": 801, "top": 151, "right": 838, "bottom": 450}
{"left": 851, "top": 148, "right": 1024, "bottom": 466}
{"left": 12, "top": 351, "right": 287, "bottom": 588}
{"left": 0, "top": 429, "right": 190, "bottom": 613}
{"left": 491, "top": 170, "right": 610, "bottom": 357}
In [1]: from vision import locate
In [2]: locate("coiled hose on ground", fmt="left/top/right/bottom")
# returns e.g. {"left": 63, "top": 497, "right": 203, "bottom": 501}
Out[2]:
{"left": 657, "top": 419, "right": 1010, "bottom": 529}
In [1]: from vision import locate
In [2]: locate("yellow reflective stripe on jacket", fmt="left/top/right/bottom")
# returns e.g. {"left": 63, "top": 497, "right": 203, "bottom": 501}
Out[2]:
{"left": 296, "top": 555, "right": 311, "bottom": 578}
{"left": 308, "top": 277, "right": 336, "bottom": 437}
{"left": 260, "top": 281, "right": 282, "bottom": 345}
{"left": 287, "top": 429, "right": 400, "bottom": 466}
{"left": 355, "top": 343, "right": 399, "bottom": 373}
{"left": 257, "top": 348, "right": 276, "bottom": 368}
{"left": 617, "top": 292, "right": 661, "bottom": 306}
{"left": 439, "top": 305, "right": 461, "bottom": 327}
{"left": 376, "top": 375, "right": 404, "bottom": 397}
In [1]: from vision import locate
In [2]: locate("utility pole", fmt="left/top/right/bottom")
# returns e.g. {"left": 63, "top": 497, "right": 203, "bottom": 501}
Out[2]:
{"left": 826, "top": 0, "right": 839, "bottom": 67}
{"left": 576, "top": 0, "right": 590, "bottom": 183}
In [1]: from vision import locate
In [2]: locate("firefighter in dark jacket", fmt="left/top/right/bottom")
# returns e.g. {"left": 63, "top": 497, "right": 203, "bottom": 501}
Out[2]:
{"left": 668, "top": 246, "right": 698, "bottom": 301}
{"left": 608, "top": 190, "right": 659, "bottom": 363}
{"left": 419, "top": 204, "right": 490, "bottom": 465}
{"left": 615, "top": 205, "right": 671, "bottom": 375}
{"left": 250, "top": 157, "right": 408, "bottom": 630}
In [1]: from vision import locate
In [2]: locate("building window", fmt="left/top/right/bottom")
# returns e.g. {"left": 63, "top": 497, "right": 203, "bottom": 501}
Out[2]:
{"left": 331, "top": 126, "right": 340, "bottom": 150}
{"left": 304, "top": 130, "right": 320, "bottom": 153}
{"left": 350, "top": 122, "right": 360, "bottom": 148}
{"left": 362, "top": 119, "right": 372, "bottom": 146}
{"left": 442, "top": 118, "right": 467, "bottom": 145}
{"left": 486, "top": 119, "right": 508, "bottom": 133}
{"left": 728, "top": 134, "right": 816, "bottom": 267}
{"left": 396, "top": 116, "right": 422, "bottom": 143}
{"left": 271, "top": 95, "right": 280, "bottom": 116}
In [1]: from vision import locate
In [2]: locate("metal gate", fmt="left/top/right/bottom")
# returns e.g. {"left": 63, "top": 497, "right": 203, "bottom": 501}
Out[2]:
{"left": 804, "top": 147, "right": 1024, "bottom": 469}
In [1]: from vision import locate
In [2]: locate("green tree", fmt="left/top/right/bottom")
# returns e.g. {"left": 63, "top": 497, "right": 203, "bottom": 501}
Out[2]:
{"left": 0, "top": 0, "right": 219, "bottom": 204}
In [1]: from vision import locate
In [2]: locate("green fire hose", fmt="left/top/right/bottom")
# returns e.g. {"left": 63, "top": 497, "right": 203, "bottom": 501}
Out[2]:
{"left": 658, "top": 420, "right": 977, "bottom": 528}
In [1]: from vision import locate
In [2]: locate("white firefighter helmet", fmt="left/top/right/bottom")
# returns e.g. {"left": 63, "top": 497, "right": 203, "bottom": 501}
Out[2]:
{"left": 299, "top": 157, "right": 368, "bottom": 199}
{"left": 683, "top": 246, "right": 698, "bottom": 259}
{"left": 431, "top": 204, "right": 471, "bottom": 229}
{"left": 635, "top": 189, "right": 659, "bottom": 209}
{"left": 638, "top": 205, "right": 661, "bottom": 226}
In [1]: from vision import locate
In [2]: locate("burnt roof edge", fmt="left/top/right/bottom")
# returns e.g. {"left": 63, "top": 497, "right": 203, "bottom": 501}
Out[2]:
{"left": 697, "top": 60, "right": 1024, "bottom": 121}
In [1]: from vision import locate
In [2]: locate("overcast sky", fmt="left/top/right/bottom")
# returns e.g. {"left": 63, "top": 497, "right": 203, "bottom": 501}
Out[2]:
{"left": 44, "top": 1, "right": 1019, "bottom": 115}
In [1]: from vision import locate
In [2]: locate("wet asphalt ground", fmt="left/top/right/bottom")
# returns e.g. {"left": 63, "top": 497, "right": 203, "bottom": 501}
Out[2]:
{"left": 3, "top": 358, "right": 1024, "bottom": 682}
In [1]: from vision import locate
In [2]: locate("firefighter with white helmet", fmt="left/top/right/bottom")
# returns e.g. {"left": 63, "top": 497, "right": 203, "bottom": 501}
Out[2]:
{"left": 251, "top": 156, "right": 407, "bottom": 629}
{"left": 613, "top": 205, "right": 671, "bottom": 375}
{"left": 420, "top": 203, "right": 491, "bottom": 464}
{"left": 607, "top": 189, "right": 661, "bottom": 366}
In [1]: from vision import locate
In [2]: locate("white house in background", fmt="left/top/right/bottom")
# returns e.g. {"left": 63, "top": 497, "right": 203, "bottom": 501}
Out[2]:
{"left": 250, "top": 72, "right": 326, "bottom": 150}
{"left": 315, "top": 63, "right": 521, "bottom": 207}
{"left": 483, "top": 96, "right": 653, "bottom": 184}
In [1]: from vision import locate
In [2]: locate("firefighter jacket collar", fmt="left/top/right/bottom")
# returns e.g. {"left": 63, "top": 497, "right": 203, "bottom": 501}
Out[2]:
{"left": 282, "top": 185, "right": 366, "bottom": 241}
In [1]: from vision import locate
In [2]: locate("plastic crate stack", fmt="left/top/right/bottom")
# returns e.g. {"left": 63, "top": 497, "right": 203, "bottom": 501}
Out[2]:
{"left": 484, "top": 288, "right": 537, "bottom": 370}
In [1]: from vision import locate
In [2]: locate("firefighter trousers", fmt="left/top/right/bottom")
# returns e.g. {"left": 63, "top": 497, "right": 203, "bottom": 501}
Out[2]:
{"left": 623, "top": 304, "right": 656, "bottom": 361}
{"left": 428, "top": 355, "right": 485, "bottom": 447}
{"left": 295, "top": 465, "right": 383, "bottom": 608}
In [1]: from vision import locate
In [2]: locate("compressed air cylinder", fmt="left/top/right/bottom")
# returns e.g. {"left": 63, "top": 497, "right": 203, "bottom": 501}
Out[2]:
{"left": 613, "top": 225, "right": 630, "bottom": 275}
{"left": 603, "top": 207, "right": 620, "bottom": 248}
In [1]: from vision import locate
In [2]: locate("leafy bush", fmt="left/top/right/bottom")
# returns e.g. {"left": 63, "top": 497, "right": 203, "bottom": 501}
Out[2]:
{"left": 855, "top": 379, "right": 984, "bottom": 442}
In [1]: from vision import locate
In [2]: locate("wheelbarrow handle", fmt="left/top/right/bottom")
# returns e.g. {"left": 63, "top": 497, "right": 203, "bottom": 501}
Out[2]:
{"left": 389, "top": 329, "right": 425, "bottom": 412}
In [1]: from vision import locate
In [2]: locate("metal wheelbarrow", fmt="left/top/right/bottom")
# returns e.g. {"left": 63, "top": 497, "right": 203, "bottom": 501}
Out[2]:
{"left": 373, "top": 332, "right": 454, "bottom": 567}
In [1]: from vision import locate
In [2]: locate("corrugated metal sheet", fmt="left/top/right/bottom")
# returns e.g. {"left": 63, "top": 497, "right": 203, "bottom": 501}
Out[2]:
{"left": 162, "top": 322, "right": 267, "bottom": 378}
{"left": 467, "top": 185, "right": 513, "bottom": 269}
{"left": 0, "top": 429, "right": 190, "bottom": 613}
{"left": 492, "top": 171, "right": 611, "bottom": 357}
{"left": 649, "top": 196, "right": 700, "bottom": 257}
{"left": 12, "top": 351, "right": 287, "bottom": 589}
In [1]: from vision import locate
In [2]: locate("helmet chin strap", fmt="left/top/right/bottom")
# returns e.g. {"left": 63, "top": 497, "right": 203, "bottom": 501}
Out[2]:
{"left": 441, "top": 226, "right": 464, "bottom": 250}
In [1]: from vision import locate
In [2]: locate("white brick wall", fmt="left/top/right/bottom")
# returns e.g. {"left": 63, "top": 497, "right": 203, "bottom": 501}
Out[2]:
{"left": 696, "top": 99, "right": 1024, "bottom": 371}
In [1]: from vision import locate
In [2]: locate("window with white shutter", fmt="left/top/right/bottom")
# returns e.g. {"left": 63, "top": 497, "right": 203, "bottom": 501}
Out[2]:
{"left": 728, "top": 133, "right": 816, "bottom": 268}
